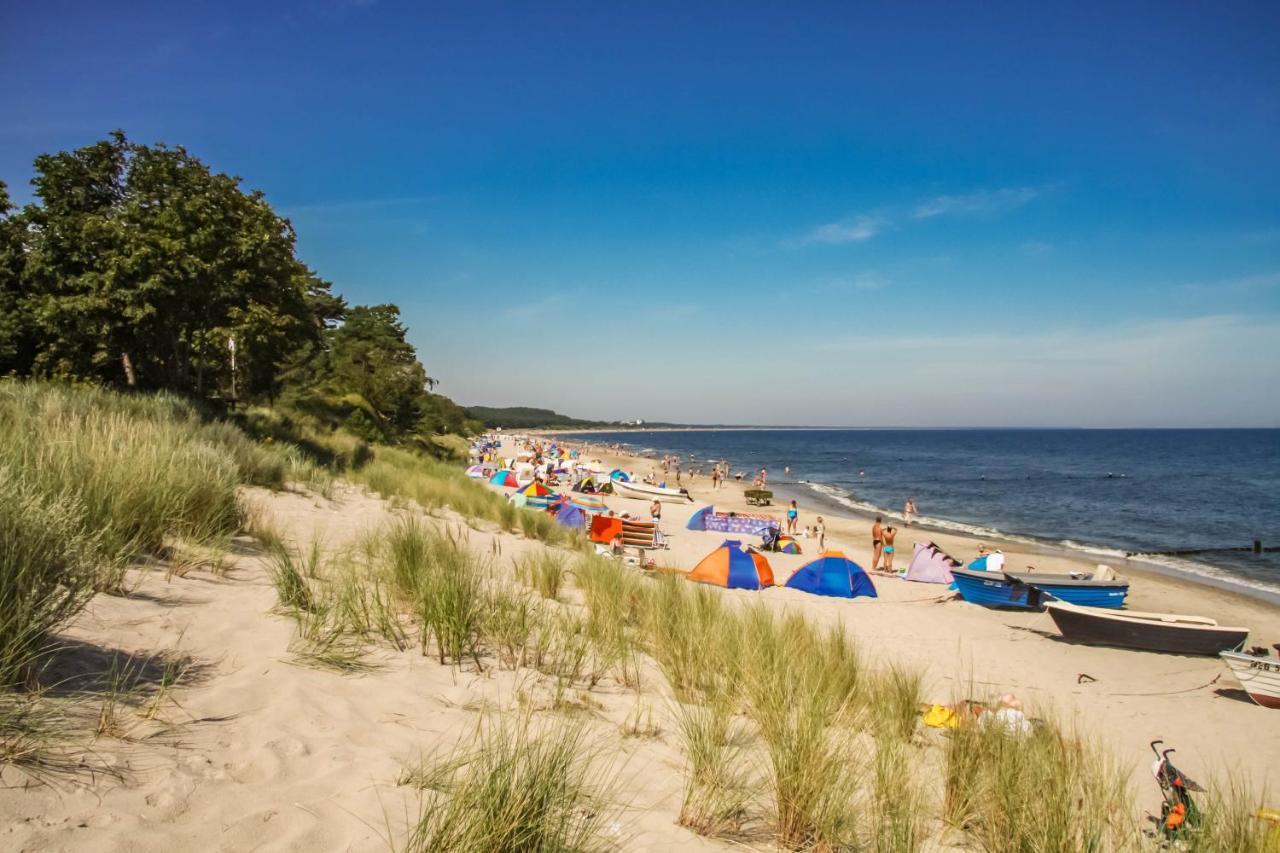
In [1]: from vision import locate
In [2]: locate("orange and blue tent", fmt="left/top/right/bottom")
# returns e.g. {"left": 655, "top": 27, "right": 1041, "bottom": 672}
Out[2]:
{"left": 784, "top": 551, "right": 877, "bottom": 599}
{"left": 687, "top": 540, "right": 775, "bottom": 590}
{"left": 489, "top": 469, "right": 519, "bottom": 487}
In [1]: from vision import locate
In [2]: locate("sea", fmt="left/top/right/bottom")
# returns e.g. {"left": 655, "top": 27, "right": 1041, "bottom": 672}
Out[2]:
{"left": 568, "top": 429, "right": 1280, "bottom": 601}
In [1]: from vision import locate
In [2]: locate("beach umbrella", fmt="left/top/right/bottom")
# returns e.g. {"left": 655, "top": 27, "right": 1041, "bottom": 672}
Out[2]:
{"left": 785, "top": 551, "right": 877, "bottom": 599}
{"left": 516, "top": 481, "right": 553, "bottom": 497}
{"left": 775, "top": 534, "right": 802, "bottom": 554}
{"left": 554, "top": 503, "right": 589, "bottom": 528}
{"left": 568, "top": 493, "right": 607, "bottom": 513}
{"left": 489, "top": 469, "right": 520, "bottom": 488}
{"left": 687, "top": 540, "right": 775, "bottom": 590}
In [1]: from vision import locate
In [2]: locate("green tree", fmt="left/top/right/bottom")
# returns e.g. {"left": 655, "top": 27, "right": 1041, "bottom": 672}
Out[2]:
{"left": 20, "top": 132, "right": 335, "bottom": 398}
{"left": 0, "top": 182, "right": 34, "bottom": 375}
{"left": 327, "top": 304, "right": 435, "bottom": 435}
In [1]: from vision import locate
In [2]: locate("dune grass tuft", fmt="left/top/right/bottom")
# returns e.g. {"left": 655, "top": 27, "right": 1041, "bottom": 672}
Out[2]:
{"left": 400, "top": 717, "right": 620, "bottom": 853}
{"left": 943, "top": 711, "right": 1139, "bottom": 851}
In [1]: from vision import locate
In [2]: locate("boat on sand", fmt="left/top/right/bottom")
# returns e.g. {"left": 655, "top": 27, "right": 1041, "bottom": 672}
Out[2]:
{"left": 1046, "top": 601, "right": 1249, "bottom": 656}
{"left": 1220, "top": 650, "right": 1280, "bottom": 708}
{"left": 1003, "top": 570, "right": 1129, "bottom": 608}
{"left": 610, "top": 477, "right": 693, "bottom": 503}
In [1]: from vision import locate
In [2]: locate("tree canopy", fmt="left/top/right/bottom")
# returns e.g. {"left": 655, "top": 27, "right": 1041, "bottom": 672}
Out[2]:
{"left": 4, "top": 132, "right": 478, "bottom": 442}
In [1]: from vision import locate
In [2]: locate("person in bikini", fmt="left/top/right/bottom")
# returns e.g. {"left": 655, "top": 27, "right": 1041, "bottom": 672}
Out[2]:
{"left": 882, "top": 526, "right": 898, "bottom": 572}
{"left": 871, "top": 515, "right": 884, "bottom": 572}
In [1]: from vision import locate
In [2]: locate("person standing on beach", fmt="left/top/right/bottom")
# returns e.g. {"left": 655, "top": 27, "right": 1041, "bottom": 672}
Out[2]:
{"left": 871, "top": 515, "right": 884, "bottom": 572}
{"left": 903, "top": 497, "right": 917, "bottom": 526}
{"left": 787, "top": 500, "right": 799, "bottom": 534}
{"left": 882, "top": 526, "right": 898, "bottom": 571}
{"left": 816, "top": 516, "right": 826, "bottom": 551}
{"left": 650, "top": 499, "right": 661, "bottom": 530}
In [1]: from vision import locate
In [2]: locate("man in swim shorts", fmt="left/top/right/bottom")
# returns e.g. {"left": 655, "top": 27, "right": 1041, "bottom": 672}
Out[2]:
{"left": 871, "top": 515, "right": 884, "bottom": 572}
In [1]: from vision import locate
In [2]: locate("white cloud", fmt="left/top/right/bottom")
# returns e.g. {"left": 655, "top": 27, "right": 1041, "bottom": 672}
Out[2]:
{"left": 1179, "top": 270, "right": 1280, "bottom": 295}
{"left": 913, "top": 186, "right": 1044, "bottom": 219}
{"left": 800, "top": 215, "right": 884, "bottom": 245}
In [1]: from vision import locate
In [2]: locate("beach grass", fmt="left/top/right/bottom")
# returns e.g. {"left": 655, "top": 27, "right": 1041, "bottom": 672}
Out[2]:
{"left": 942, "top": 711, "right": 1139, "bottom": 851}
{"left": 516, "top": 551, "right": 567, "bottom": 601}
{"left": 400, "top": 716, "right": 620, "bottom": 853}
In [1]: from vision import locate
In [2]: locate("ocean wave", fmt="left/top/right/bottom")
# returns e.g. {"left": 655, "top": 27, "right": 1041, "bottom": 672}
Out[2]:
{"left": 801, "top": 482, "right": 1280, "bottom": 600}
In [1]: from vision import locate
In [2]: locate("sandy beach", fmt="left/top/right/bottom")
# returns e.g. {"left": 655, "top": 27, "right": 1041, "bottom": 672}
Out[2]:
{"left": 3, "top": 433, "right": 1277, "bottom": 852}
{"left": 554, "top": 436, "right": 1280, "bottom": 791}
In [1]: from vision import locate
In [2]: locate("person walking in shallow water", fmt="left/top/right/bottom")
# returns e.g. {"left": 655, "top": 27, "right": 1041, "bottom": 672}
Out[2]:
{"left": 903, "top": 497, "right": 918, "bottom": 526}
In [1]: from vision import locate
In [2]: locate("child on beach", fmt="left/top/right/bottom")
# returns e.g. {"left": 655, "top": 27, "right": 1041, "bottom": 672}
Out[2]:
{"left": 882, "top": 526, "right": 897, "bottom": 571}
{"left": 787, "top": 500, "right": 798, "bottom": 534}
{"left": 816, "top": 517, "right": 826, "bottom": 551}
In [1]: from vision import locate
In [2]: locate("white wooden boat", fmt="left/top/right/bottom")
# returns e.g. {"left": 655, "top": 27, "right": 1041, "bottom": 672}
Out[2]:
{"left": 1220, "top": 650, "right": 1280, "bottom": 709}
{"left": 610, "top": 477, "right": 693, "bottom": 503}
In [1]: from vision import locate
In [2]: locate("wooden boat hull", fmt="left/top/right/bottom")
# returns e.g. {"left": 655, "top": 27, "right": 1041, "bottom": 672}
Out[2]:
{"left": 610, "top": 478, "right": 692, "bottom": 503}
{"left": 1004, "top": 571, "right": 1130, "bottom": 608}
{"left": 1046, "top": 602, "right": 1248, "bottom": 656}
{"left": 1220, "top": 651, "right": 1280, "bottom": 708}
{"left": 951, "top": 568, "right": 1044, "bottom": 609}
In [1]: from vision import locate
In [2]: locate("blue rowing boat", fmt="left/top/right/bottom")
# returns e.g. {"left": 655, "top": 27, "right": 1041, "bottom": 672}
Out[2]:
{"left": 1004, "top": 571, "right": 1129, "bottom": 609}
{"left": 952, "top": 567, "right": 1130, "bottom": 610}
{"left": 950, "top": 568, "right": 1045, "bottom": 610}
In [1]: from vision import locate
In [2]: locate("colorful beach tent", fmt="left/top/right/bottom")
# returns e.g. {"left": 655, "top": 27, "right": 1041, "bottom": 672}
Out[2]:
{"left": 516, "top": 481, "right": 554, "bottom": 497}
{"left": 554, "top": 503, "right": 588, "bottom": 528}
{"left": 573, "top": 477, "right": 599, "bottom": 493}
{"left": 465, "top": 464, "right": 489, "bottom": 479}
{"left": 687, "top": 540, "right": 775, "bottom": 590}
{"left": 775, "top": 534, "right": 802, "bottom": 554}
{"left": 785, "top": 551, "right": 876, "bottom": 598}
{"left": 905, "top": 542, "right": 959, "bottom": 584}
{"left": 489, "top": 469, "right": 519, "bottom": 488}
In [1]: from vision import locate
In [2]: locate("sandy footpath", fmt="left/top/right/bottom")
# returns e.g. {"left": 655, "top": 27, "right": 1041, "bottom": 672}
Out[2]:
{"left": 554, "top": 436, "right": 1280, "bottom": 803}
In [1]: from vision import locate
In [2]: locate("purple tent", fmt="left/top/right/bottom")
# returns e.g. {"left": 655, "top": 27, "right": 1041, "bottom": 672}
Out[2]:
{"left": 904, "top": 542, "right": 958, "bottom": 584}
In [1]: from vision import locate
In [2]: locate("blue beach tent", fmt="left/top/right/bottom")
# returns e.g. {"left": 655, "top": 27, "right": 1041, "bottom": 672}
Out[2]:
{"left": 785, "top": 551, "right": 878, "bottom": 599}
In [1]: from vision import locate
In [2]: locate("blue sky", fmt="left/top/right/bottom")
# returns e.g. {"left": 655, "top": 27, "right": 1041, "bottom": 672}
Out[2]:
{"left": 3, "top": 1, "right": 1278, "bottom": 426}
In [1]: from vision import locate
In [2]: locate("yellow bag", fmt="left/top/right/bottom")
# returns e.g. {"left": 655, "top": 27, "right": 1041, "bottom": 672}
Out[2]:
{"left": 922, "top": 704, "right": 959, "bottom": 729}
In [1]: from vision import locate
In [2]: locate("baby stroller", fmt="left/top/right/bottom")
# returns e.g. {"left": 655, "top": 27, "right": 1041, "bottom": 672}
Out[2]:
{"left": 1150, "top": 740, "right": 1204, "bottom": 839}
{"left": 760, "top": 526, "right": 781, "bottom": 552}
